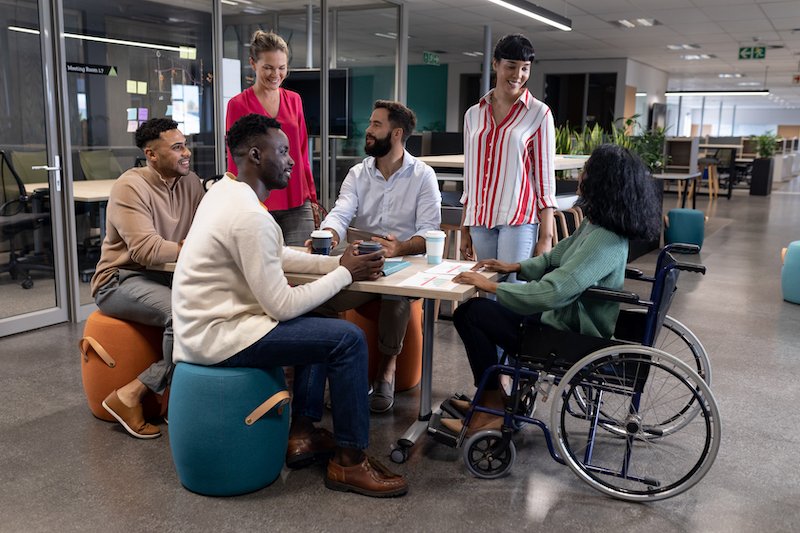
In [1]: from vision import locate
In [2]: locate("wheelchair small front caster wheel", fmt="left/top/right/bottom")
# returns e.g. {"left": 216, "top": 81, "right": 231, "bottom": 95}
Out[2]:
{"left": 21, "top": 278, "right": 34, "bottom": 289}
{"left": 463, "top": 429, "right": 515, "bottom": 479}
{"left": 390, "top": 445, "right": 408, "bottom": 464}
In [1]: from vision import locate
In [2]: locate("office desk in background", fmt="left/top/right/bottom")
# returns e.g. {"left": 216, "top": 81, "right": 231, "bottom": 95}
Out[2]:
{"left": 418, "top": 154, "right": 589, "bottom": 172}
{"left": 652, "top": 172, "right": 703, "bottom": 209}
{"left": 155, "top": 254, "right": 497, "bottom": 462}
{"left": 29, "top": 179, "right": 116, "bottom": 239}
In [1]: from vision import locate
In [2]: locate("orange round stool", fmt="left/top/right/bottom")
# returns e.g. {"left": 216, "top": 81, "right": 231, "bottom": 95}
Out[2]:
{"left": 79, "top": 310, "right": 165, "bottom": 421}
{"left": 344, "top": 298, "right": 423, "bottom": 392}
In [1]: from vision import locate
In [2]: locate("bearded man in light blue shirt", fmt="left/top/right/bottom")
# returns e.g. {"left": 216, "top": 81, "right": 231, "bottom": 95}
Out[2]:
{"left": 319, "top": 100, "right": 441, "bottom": 413}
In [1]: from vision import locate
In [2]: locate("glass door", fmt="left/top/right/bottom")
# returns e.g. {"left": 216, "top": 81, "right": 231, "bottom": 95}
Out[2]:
{"left": 59, "top": 0, "right": 215, "bottom": 318}
{"left": 0, "top": 0, "right": 69, "bottom": 336}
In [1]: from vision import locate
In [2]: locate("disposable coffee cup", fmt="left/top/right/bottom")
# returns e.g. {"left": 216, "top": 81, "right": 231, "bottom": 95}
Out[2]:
{"left": 357, "top": 240, "right": 382, "bottom": 255}
{"left": 425, "top": 230, "right": 446, "bottom": 264}
{"left": 311, "top": 230, "right": 333, "bottom": 255}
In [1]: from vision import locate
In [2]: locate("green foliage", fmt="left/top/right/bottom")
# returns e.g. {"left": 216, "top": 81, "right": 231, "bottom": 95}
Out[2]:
{"left": 754, "top": 131, "right": 778, "bottom": 159}
{"left": 574, "top": 123, "right": 605, "bottom": 155}
{"left": 555, "top": 123, "right": 574, "bottom": 155}
{"left": 632, "top": 127, "right": 667, "bottom": 173}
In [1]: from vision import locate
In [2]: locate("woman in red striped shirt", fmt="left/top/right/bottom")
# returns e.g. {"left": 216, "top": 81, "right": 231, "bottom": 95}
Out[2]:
{"left": 226, "top": 31, "right": 317, "bottom": 245}
{"left": 459, "top": 34, "right": 557, "bottom": 281}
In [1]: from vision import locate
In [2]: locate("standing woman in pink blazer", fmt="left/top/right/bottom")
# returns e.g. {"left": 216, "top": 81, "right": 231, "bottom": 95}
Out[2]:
{"left": 226, "top": 30, "right": 317, "bottom": 245}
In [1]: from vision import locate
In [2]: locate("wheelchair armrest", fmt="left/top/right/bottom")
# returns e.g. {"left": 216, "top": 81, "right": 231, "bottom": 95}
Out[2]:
{"left": 583, "top": 286, "right": 642, "bottom": 304}
{"left": 664, "top": 243, "right": 700, "bottom": 255}
{"left": 624, "top": 267, "right": 646, "bottom": 279}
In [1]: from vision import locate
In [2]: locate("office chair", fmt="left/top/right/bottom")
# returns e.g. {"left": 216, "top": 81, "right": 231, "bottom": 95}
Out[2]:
{"left": 78, "top": 149, "right": 123, "bottom": 181}
{"left": 10, "top": 150, "right": 48, "bottom": 186}
{"left": 0, "top": 150, "right": 54, "bottom": 289}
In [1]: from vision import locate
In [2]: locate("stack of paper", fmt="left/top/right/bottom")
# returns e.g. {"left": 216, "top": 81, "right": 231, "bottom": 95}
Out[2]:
{"left": 398, "top": 261, "right": 477, "bottom": 290}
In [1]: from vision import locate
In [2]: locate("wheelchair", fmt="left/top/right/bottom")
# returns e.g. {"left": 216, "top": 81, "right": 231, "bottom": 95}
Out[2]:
{"left": 428, "top": 244, "right": 721, "bottom": 502}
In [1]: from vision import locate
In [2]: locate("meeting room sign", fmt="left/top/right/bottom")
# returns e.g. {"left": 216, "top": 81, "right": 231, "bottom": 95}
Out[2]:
{"left": 66, "top": 62, "right": 118, "bottom": 76}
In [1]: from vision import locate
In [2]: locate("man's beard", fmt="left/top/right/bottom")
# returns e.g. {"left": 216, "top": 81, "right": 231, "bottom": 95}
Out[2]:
{"left": 364, "top": 133, "right": 392, "bottom": 158}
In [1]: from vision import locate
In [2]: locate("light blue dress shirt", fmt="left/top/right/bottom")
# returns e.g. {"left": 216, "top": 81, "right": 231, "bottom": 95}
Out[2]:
{"left": 321, "top": 150, "right": 442, "bottom": 243}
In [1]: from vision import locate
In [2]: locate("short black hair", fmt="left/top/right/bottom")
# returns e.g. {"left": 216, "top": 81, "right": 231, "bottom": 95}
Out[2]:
{"left": 575, "top": 144, "right": 661, "bottom": 240}
{"left": 374, "top": 100, "right": 416, "bottom": 142}
{"left": 493, "top": 34, "right": 535, "bottom": 63}
{"left": 226, "top": 113, "right": 283, "bottom": 160}
{"left": 135, "top": 118, "right": 179, "bottom": 150}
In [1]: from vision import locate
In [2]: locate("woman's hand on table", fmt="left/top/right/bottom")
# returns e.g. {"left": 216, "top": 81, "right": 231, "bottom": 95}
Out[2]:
{"left": 453, "top": 270, "right": 499, "bottom": 293}
{"left": 471, "top": 259, "right": 520, "bottom": 275}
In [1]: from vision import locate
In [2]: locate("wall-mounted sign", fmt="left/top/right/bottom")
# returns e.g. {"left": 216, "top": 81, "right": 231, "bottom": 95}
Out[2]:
{"left": 738, "top": 46, "right": 766, "bottom": 60}
{"left": 423, "top": 51, "right": 440, "bottom": 66}
{"left": 66, "top": 62, "right": 118, "bottom": 76}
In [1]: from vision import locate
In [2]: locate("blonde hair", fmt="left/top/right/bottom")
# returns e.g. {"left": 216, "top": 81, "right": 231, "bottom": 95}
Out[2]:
{"left": 249, "top": 30, "right": 289, "bottom": 61}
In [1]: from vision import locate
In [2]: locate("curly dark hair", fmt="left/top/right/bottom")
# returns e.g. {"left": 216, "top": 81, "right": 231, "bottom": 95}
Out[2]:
{"left": 374, "top": 100, "right": 416, "bottom": 142}
{"left": 226, "top": 113, "right": 283, "bottom": 160}
{"left": 575, "top": 144, "right": 661, "bottom": 240}
{"left": 134, "top": 118, "right": 179, "bottom": 149}
{"left": 493, "top": 34, "right": 535, "bottom": 62}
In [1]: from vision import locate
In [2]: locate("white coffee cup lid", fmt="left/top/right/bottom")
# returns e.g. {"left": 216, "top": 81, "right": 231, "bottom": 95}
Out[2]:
{"left": 425, "top": 230, "right": 446, "bottom": 238}
{"left": 311, "top": 230, "right": 333, "bottom": 238}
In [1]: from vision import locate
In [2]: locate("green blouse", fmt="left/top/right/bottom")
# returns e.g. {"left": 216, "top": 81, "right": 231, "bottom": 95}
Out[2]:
{"left": 496, "top": 220, "right": 628, "bottom": 338}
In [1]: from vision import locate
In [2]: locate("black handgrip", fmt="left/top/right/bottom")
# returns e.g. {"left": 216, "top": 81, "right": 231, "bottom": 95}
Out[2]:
{"left": 675, "top": 262, "right": 706, "bottom": 274}
{"left": 625, "top": 267, "right": 644, "bottom": 279}
{"left": 665, "top": 243, "right": 700, "bottom": 255}
{"left": 584, "top": 287, "right": 641, "bottom": 304}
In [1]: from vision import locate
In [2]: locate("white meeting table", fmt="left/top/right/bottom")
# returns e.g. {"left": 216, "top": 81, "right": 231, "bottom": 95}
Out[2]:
{"left": 28, "top": 179, "right": 117, "bottom": 238}
{"left": 156, "top": 254, "right": 497, "bottom": 463}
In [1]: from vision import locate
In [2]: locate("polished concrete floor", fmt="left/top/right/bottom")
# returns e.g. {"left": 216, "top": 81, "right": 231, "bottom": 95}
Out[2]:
{"left": 2, "top": 180, "right": 800, "bottom": 533}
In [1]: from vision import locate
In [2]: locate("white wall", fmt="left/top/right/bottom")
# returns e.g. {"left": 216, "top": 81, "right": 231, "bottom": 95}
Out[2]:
{"left": 625, "top": 59, "right": 668, "bottom": 107}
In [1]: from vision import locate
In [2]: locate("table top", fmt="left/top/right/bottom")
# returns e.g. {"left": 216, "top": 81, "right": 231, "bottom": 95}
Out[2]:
{"left": 418, "top": 154, "right": 589, "bottom": 171}
{"left": 27, "top": 179, "right": 117, "bottom": 202}
{"left": 155, "top": 254, "right": 497, "bottom": 302}
{"left": 652, "top": 172, "right": 702, "bottom": 180}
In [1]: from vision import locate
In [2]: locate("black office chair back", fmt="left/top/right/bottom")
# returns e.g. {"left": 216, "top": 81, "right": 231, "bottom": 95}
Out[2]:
{"left": 0, "top": 150, "right": 28, "bottom": 215}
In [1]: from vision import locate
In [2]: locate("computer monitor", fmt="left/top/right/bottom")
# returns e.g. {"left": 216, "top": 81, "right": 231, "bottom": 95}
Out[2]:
{"left": 280, "top": 68, "right": 350, "bottom": 138}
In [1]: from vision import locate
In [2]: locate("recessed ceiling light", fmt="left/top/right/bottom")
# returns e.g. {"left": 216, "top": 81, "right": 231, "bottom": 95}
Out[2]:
{"left": 718, "top": 73, "right": 743, "bottom": 78}
{"left": 738, "top": 81, "right": 761, "bottom": 86}
{"left": 681, "top": 54, "right": 715, "bottom": 60}
{"left": 462, "top": 51, "right": 484, "bottom": 57}
{"left": 374, "top": 32, "right": 397, "bottom": 39}
{"left": 667, "top": 44, "right": 700, "bottom": 50}
{"left": 612, "top": 18, "right": 661, "bottom": 28}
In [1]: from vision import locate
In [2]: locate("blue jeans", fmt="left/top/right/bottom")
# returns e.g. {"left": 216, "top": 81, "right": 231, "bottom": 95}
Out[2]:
{"left": 469, "top": 224, "right": 538, "bottom": 284}
{"left": 216, "top": 315, "right": 369, "bottom": 450}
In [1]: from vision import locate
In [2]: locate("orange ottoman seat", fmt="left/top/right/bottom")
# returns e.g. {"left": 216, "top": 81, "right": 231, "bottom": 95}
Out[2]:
{"left": 344, "top": 298, "right": 423, "bottom": 392}
{"left": 79, "top": 309, "right": 165, "bottom": 421}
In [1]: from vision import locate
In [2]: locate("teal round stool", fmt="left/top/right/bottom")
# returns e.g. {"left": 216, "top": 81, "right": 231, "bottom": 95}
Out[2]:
{"left": 168, "top": 363, "right": 290, "bottom": 496}
{"left": 665, "top": 208, "right": 705, "bottom": 249}
{"left": 782, "top": 241, "right": 800, "bottom": 304}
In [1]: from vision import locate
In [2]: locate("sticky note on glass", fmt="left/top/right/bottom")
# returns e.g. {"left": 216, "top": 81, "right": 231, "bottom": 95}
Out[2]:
{"left": 179, "top": 46, "right": 197, "bottom": 60}
{"left": 166, "top": 105, "right": 173, "bottom": 115}
{"left": 127, "top": 120, "right": 138, "bottom": 133}
{"left": 137, "top": 81, "right": 147, "bottom": 95}
{"left": 138, "top": 108, "right": 148, "bottom": 121}
{"left": 126, "top": 80, "right": 137, "bottom": 93}
{"left": 126, "top": 107, "right": 137, "bottom": 120}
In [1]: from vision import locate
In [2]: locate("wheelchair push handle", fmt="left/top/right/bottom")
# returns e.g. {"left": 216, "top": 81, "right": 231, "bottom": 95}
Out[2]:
{"left": 663, "top": 243, "right": 701, "bottom": 255}
{"left": 674, "top": 262, "right": 706, "bottom": 275}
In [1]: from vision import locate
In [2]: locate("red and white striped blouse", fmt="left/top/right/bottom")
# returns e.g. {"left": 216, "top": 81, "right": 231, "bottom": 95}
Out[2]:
{"left": 461, "top": 89, "right": 557, "bottom": 228}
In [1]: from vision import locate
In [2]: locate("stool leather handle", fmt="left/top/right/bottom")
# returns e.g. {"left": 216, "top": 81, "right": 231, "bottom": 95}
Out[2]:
{"left": 79, "top": 336, "right": 117, "bottom": 368}
{"left": 245, "top": 390, "right": 291, "bottom": 426}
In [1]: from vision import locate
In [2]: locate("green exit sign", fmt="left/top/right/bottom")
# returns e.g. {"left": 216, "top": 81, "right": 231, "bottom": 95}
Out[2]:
{"left": 423, "top": 51, "right": 440, "bottom": 65}
{"left": 739, "top": 46, "right": 766, "bottom": 60}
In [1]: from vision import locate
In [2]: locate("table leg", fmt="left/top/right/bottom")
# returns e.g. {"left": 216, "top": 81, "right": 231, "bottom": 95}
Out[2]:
{"left": 391, "top": 297, "right": 436, "bottom": 462}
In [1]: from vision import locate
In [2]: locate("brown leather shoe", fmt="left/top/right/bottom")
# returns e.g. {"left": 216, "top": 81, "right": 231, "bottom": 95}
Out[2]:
{"left": 449, "top": 398, "right": 471, "bottom": 416}
{"left": 101, "top": 390, "right": 161, "bottom": 439}
{"left": 286, "top": 427, "right": 336, "bottom": 469}
{"left": 326, "top": 456, "right": 408, "bottom": 497}
{"left": 441, "top": 414, "right": 503, "bottom": 437}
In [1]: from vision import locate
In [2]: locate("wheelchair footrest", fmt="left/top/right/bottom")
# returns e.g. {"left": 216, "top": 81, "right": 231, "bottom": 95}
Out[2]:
{"left": 427, "top": 411, "right": 459, "bottom": 448}
{"left": 439, "top": 393, "right": 470, "bottom": 420}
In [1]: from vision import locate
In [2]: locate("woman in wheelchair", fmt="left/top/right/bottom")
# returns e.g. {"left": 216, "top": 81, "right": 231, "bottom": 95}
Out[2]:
{"left": 443, "top": 143, "right": 661, "bottom": 435}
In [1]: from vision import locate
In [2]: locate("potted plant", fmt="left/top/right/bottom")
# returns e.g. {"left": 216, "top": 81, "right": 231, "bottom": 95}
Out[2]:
{"left": 750, "top": 131, "right": 777, "bottom": 196}
{"left": 555, "top": 123, "right": 580, "bottom": 194}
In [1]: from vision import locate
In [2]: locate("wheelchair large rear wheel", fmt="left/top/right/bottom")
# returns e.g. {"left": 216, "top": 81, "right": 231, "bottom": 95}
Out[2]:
{"left": 551, "top": 346, "right": 720, "bottom": 502}
{"left": 646, "top": 311, "right": 711, "bottom": 384}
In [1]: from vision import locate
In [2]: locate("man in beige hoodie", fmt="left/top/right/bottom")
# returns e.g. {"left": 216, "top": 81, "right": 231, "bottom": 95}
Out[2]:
{"left": 91, "top": 118, "right": 205, "bottom": 439}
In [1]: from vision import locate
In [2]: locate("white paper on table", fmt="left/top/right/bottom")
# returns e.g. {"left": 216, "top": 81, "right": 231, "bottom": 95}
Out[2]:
{"left": 398, "top": 272, "right": 458, "bottom": 291}
{"left": 424, "top": 261, "right": 476, "bottom": 276}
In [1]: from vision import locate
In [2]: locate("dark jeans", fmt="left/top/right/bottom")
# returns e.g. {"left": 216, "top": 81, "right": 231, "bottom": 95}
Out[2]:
{"left": 216, "top": 315, "right": 369, "bottom": 450}
{"left": 453, "top": 297, "right": 527, "bottom": 390}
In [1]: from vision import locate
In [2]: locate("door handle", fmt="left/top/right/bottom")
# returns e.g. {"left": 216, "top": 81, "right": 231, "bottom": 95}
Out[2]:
{"left": 31, "top": 155, "right": 62, "bottom": 191}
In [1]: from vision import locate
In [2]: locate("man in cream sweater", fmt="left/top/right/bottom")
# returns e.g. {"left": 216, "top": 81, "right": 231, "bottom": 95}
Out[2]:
{"left": 172, "top": 113, "right": 408, "bottom": 498}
